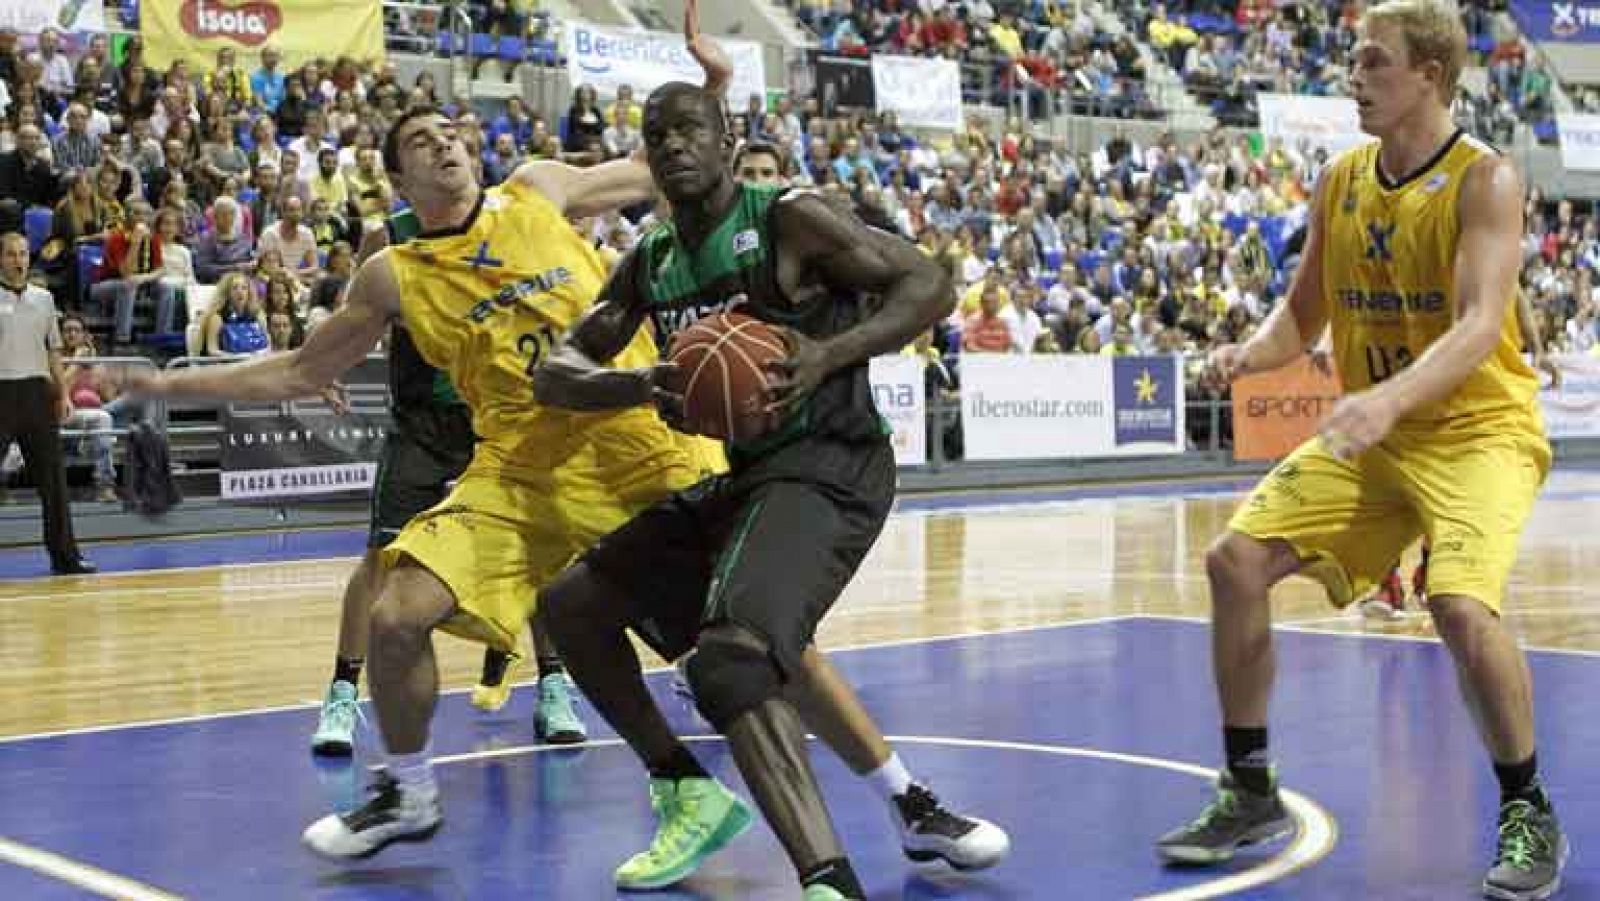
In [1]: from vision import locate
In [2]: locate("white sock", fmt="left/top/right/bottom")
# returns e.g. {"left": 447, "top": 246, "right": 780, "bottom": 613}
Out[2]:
{"left": 865, "top": 752, "right": 914, "bottom": 804}
{"left": 387, "top": 745, "right": 436, "bottom": 794}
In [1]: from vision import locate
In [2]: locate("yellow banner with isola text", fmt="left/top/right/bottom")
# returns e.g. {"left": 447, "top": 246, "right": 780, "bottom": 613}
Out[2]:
{"left": 141, "top": 0, "right": 384, "bottom": 73}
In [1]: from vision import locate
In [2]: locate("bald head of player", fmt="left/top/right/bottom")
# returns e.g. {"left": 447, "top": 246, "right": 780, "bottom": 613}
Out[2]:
{"left": 643, "top": 82, "right": 735, "bottom": 205}
{"left": 1349, "top": 0, "right": 1467, "bottom": 138}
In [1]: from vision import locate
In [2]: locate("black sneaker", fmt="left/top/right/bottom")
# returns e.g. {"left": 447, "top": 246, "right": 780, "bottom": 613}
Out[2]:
{"left": 1483, "top": 799, "right": 1570, "bottom": 900}
{"left": 301, "top": 768, "right": 442, "bottom": 859}
{"left": 1156, "top": 769, "right": 1293, "bottom": 865}
{"left": 893, "top": 783, "right": 1010, "bottom": 871}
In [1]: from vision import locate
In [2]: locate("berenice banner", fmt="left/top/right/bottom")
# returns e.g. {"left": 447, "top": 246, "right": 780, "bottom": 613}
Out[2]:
{"left": 142, "top": 0, "right": 384, "bottom": 74}
{"left": 220, "top": 404, "right": 386, "bottom": 500}
{"left": 0, "top": 0, "right": 107, "bottom": 34}
{"left": 567, "top": 23, "right": 766, "bottom": 107}
{"left": 959, "top": 355, "right": 1184, "bottom": 461}
{"left": 1509, "top": 1, "right": 1600, "bottom": 42}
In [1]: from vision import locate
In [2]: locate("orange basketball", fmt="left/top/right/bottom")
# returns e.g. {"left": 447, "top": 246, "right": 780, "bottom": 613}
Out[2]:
{"left": 665, "top": 312, "right": 790, "bottom": 443}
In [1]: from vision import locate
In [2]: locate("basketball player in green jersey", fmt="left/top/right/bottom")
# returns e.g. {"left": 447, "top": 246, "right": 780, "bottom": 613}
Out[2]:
{"left": 532, "top": 81, "right": 1007, "bottom": 900}
{"left": 308, "top": 211, "right": 587, "bottom": 756}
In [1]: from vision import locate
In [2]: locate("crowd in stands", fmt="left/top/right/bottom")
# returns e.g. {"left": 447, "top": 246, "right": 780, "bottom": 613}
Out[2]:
{"left": 0, "top": 3, "right": 1596, "bottom": 482}
{"left": 792, "top": 0, "right": 1163, "bottom": 118}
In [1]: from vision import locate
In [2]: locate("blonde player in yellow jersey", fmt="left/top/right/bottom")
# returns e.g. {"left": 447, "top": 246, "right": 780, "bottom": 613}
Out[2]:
{"left": 1155, "top": 3, "right": 1569, "bottom": 899}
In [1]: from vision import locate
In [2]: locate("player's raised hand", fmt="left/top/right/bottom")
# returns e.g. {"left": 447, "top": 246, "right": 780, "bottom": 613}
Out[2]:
{"left": 1319, "top": 390, "right": 1399, "bottom": 461}
{"left": 685, "top": 0, "right": 733, "bottom": 98}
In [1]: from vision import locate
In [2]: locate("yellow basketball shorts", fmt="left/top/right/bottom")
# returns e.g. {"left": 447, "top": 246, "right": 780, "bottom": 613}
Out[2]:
{"left": 1229, "top": 432, "right": 1550, "bottom": 613}
{"left": 382, "top": 442, "right": 700, "bottom": 653}
{"left": 673, "top": 432, "right": 729, "bottom": 481}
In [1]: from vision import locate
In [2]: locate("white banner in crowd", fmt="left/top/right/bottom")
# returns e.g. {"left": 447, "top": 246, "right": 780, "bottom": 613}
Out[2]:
{"left": 871, "top": 55, "right": 963, "bottom": 131}
{"left": 869, "top": 354, "right": 927, "bottom": 467}
{"left": 1540, "top": 353, "right": 1600, "bottom": 438}
{"left": 1557, "top": 114, "right": 1600, "bottom": 172}
{"left": 1257, "top": 93, "right": 1372, "bottom": 157}
{"left": 0, "top": 0, "right": 106, "bottom": 34}
{"left": 959, "top": 355, "right": 1186, "bottom": 461}
{"left": 567, "top": 23, "right": 766, "bottom": 107}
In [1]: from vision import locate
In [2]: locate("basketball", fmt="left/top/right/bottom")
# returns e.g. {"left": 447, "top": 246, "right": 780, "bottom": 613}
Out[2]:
{"left": 665, "top": 311, "right": 790, "bottom": 443}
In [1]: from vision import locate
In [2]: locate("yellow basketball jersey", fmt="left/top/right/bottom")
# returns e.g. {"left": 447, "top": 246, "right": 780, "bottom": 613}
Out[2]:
{"left": 1319, "top": 132, "right": 1542, "bottom": 440}
{"left": 386, "top": 179, "right": 667, "bottom": 480}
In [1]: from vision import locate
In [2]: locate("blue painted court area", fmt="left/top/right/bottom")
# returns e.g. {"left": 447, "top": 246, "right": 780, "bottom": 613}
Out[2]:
{"left": 3, "top": 617, "right": 1597, "bottom": 900}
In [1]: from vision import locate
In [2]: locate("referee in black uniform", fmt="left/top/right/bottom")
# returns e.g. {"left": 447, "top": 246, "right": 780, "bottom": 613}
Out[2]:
{"left": 0, "top": 232, "right": 95, "bottom": 575}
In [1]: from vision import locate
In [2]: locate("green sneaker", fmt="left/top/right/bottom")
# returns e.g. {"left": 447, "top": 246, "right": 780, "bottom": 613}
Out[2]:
{"left": 615, "top": 777, "right": 753, "bottom": 890}
{"left": 535, "top": 673, "right": 587, "bottom": 745}
{"left": 1483, "top": 799, "right": 1569, "bottom": 900}
{"left": 310, "top": 680, "right": 360, "bottom": 757}
{"left": 1156, "top": 769, "right": 1292, "bottom": 865}
{"left": 802, "top": 885, "right": 858, "bottom": 901}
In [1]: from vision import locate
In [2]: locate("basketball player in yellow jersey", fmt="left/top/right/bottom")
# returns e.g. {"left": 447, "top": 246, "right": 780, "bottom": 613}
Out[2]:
{"left": 1156, "top": 3, "right": 1568, "bottom": 898}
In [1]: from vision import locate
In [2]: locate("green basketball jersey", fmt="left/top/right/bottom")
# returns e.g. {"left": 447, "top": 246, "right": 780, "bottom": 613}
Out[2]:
{"left": 624, "top": 184, "right": 885, "bottom": 450}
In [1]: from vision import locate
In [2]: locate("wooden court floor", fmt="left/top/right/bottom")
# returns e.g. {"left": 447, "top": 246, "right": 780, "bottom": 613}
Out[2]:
{"left": 3, "top": 472, "right": 1599, "bottom": 740}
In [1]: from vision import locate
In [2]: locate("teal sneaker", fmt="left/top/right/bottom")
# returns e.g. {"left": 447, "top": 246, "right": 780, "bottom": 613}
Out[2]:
{"left": 1483, "top": 798, "right": 1570, "bottom": 900}
{"left": 535, "top": 673, "right": 587, "bottom": 745}
{"left": 615, "top": 777, "right": 753, "bottom": 890}
{"left": 310, "top": 680, "right": 360, "bottom": 757}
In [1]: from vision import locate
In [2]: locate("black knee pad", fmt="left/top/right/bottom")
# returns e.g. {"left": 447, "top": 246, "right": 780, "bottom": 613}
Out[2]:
{"left": 685, "top": 638, "right": 780, "bottom": 731}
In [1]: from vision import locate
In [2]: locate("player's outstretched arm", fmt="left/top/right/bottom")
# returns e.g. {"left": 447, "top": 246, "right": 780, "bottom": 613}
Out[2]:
{"left": 1219, "top": 173, "right": 1332, "bottom": 381}
{"left": 764, "top": 191, "right": 953, "bottom": 408}
{"left": 532, "top": 255, "right": 663, "bottom": 411}
{"left": 125, "top": 253, "right": 398, "bottom": 404}
{"left": 1369, "top": 155, "right": 1523, "bottom": 414}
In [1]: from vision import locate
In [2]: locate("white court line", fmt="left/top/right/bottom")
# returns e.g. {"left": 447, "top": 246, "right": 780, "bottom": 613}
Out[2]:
{"left": 0, "top": 552, "right": 359, "bottom": 586}
{"left": 1141, "top": 614, "right": 1600, "bottom": 659}
{"left": 0, "top": 836, "right": 182, "bottom": 901}
{"left": 0, "top": 580, "right": 344, "bottom": 605}
{"left": 0, "top": 615, "right": 1142, "bottom": 745}
{"left": 432, "top": 733, "right": 1339, "bottom": 901}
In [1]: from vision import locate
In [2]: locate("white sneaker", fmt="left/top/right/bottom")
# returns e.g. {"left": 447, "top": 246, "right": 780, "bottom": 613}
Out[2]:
{"left": 893, "top": 783, "right": 1010, "bottom": 871}
{"left": 302, "top": 769, "right": 442, "bottom": 859}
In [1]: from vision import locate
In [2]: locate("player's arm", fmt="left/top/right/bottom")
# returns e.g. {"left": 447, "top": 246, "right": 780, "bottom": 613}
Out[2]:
{"left": 127, "top": 252, "right": 397, "bottom": 402}
{"left": 1222, "top": 172, "right": 1332, "bottom": 379}
{"left": 531, "top": 252, "right": 660, "bottom": 411}
{"left": 1368, "top": 156, "right": 1523, "bottom": 415}
{"left": 1514, "top": 284, "right": 1561, "bottom": 388}
{"left": 766, "top": 191, "right": 954, "bottom": 406}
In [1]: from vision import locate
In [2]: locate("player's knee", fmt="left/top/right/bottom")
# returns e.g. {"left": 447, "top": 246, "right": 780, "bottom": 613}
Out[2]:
{"left": 1429, "top": 594, "right": 1498, "bottom": 646}
{"left": 370, "top": 563, "right": 452, "bottom": 641}
{"left": 1206, "top": 533, "right": 1289, "bottom": 597}
{"left": 685, "top": 628, "right": 781, "bottom": 732}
